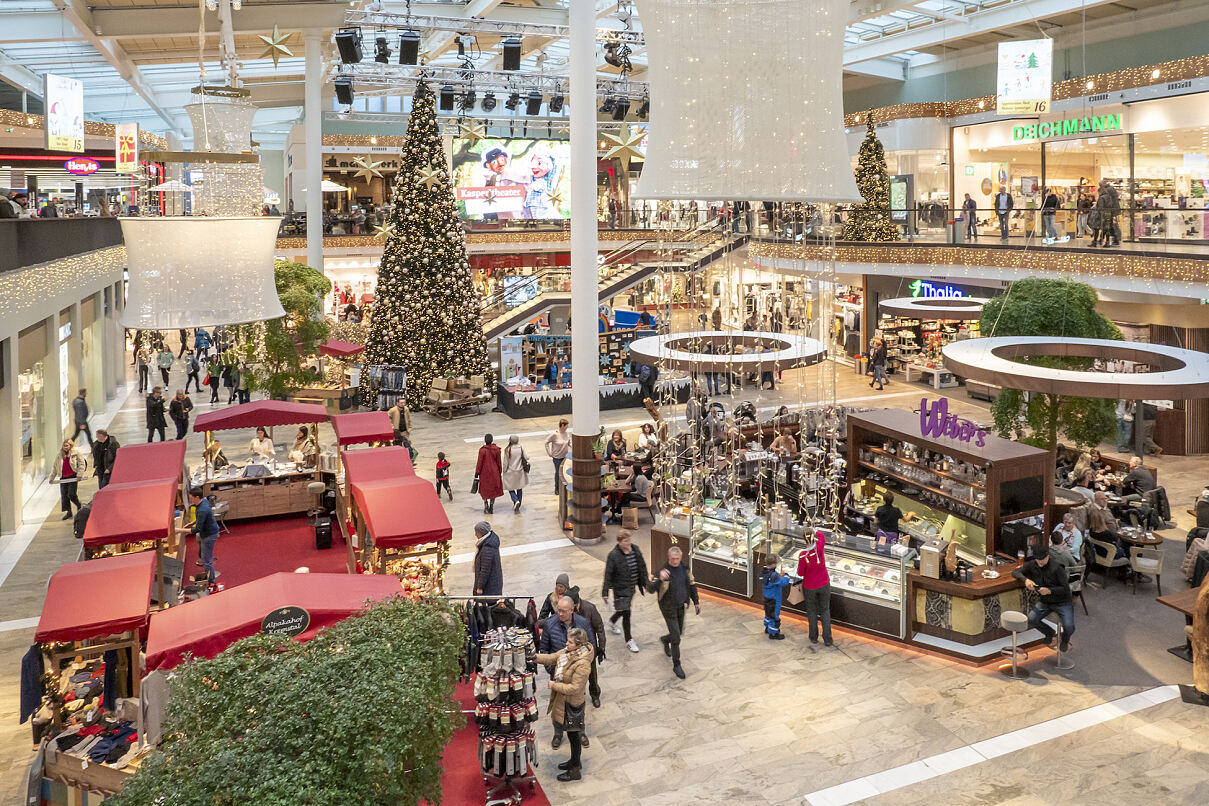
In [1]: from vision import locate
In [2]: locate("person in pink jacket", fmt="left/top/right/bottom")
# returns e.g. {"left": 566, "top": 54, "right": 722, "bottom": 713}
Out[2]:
{"left": 796, "top": 531, "right": 833, "bottom": 646}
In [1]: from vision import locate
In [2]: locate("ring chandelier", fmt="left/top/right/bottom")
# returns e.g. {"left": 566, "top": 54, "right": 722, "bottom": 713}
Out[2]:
{"left": 941, "top": 336, "right": 1209, "bottom": 399}
{"left": 627, "top": 331, "right": 826, "bottom": 374}
{"left": 877, "top": 297, "right": 989, "bottom": 320}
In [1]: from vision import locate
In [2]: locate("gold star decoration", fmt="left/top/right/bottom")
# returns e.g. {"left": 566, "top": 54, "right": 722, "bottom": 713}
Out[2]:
{"left": 482, "top": 191, "right": 498, "bottom": 206}
{"left": 352, "top": 156, "right": 384, "bottom": 181}
{"left": 416, "top": 167, "right": 444, "bottom": 190}
{"left": 257, "top": 25, "right": 294, "bottom": 69}
{"left": 600, "top": 130, "right": 645, "bottom": 163}
{"left": 373, "top": 222, "right": 395, "bottom": 239}
{"left": 457, "top": 121, "right": 487, "bottom": 145}
{"left": 547, "top": 188, "right": 564, "bottom": 209}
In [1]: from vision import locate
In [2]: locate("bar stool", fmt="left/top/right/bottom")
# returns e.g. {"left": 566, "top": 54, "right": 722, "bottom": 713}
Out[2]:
{"left": 1047, "top": 616, "right": 1074, "bottom": 671}
{"left": 307, "top": 481, "right": 327, "bottom": 526}
{"left": 998, "top": 610, "right": 1031, "bottom": 679}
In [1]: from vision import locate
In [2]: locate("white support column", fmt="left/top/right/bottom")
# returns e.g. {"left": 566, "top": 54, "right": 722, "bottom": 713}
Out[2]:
{"left": 304, "top": 30, "right": 325, "bottom": 273}
{"left": 569, "top": 0, "right": 602, "bottom": 543}
{"left": 0, "top": 334, "right": 19, "bottom": 534}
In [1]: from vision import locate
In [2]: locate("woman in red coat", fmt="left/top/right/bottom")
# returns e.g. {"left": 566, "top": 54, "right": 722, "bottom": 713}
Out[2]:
{"left": 475, "top": 433, "right": 504, "bottom": 514}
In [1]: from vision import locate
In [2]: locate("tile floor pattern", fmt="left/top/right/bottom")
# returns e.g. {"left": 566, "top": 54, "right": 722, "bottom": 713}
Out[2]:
{"left": 1, "top": 357, "right": 1208, "bottom": 805}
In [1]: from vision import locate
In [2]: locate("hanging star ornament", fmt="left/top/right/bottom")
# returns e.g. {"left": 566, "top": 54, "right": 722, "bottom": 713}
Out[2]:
{"left": 600, "top": 130, "right": 645, "bottom": 163}
{"left": 457, "top": 121, "right": 487, "bottom": 145}
{"left": 373, "top": 222, "right": 395, "bottom": 239}
{"left": 416, "top": 167, "right": 444, "bottom": 190}
{"left": 547, "top": 188, "right": 565, "bottom": 210}
{"left": 257, "top": 25, "right": 294, "bottom": 69}
{"left": 352, "top": 155, "right": 384, "bottom": 181}
{"left": 482, "top": 191, "right": 498, "bottom": 207}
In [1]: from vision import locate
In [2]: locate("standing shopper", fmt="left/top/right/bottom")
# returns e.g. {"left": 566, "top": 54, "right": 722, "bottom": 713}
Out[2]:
{"left": 570, "top": 589, "right": 605, "bottom": 709}
{"left": 91, "top": 430, "right": 119, "bottom": 489}
{"left": 169, "top": 389, "right": 194, "bottom": 440}
{"left": 183, "top": 351, "right": 202, "bottom": 394}
{"left": 146, "top": 387, "right": 167, "bottom": 442}
{"left": 70, "top": 389, "right": 92, "bottom": 446}
{"left": 534, "top": 627, "right": 593, "bottom": 782}
{"left": 759, "top": 556, "right": 792, "bottom": 640}
{"left": 156, "top": 347, "right": 174, "bottom": 387}
{"left": 236, "top": 363, "right": 251, "bottom": 404}
{"left": 962, "top": 193, "right": 977, "bottom": 239}
{"left": 869, "top": 340, "right": 888, "bottom": 391}
{"left": 796, "top": 531, "right": 833, "bottom": 646}
{"left": 1041, "top": 187, "right": 1060, "bottom": 243}
{"left": 472, "top": 521, "right": 503, "bottom": 596}
{"left": 136, "top": 348, "right": 150, "bottom": 393}
{"left": 206, "top": 359, "right": 222, "bottom": 403}
{"left": 50, "top": 440, "right": 84, "bottom": 520}
{"left": 223, "top": 363, "right": 238, "bottom": 404}
{"left": 994, "top": 185, "right": 1013, "bottom": 240}
{"left": 434, "top": 452, "right": 453, "bottom": 501}
{"left": 189, "top": 488, "right": 220, "bottom": 584}
{"left": 602, "top": 531, "right": 648, "bottom": 652}
{"left": 501, "top": 435, "right": 529, "bottom": 512}
{"left": 474, "top": 434, "right": 504, "bottom": 514}
{"left": 544, "top": 419, "right": 572, "bottom": 495}
{"left": 647, "top": 546, "right": 700, "bottom": 679}
{"left": 538, "top": 596, "right": 595, "bottom": 750}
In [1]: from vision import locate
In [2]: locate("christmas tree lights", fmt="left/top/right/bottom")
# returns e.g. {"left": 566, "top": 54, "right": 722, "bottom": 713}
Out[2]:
{"left": 364, "top": 84, "right": 491, "bottom": 409}
{"left": 841, "top": 116, "right": 898, "bottom": 242}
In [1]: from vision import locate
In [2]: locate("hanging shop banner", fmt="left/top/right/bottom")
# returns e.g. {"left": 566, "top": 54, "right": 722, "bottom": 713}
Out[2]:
{"left": 996, "top": 39, "right": 1052, "bottom": 115}
{"left": 499, "top": 337, "right": 524, "bottom": 382}
{"left": 115, "top": 123, "right": 139, "bottom": 173}
{"left": 44, "top": 73, "right": 85, "bottom": 153}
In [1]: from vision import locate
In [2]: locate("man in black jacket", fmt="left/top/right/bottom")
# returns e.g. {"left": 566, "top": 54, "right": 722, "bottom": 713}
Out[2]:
{"left": 169, "top": 389, "right": 194, "bottom": 441}
{"left": 1012, "top": 551, "right": 1074, "bottom": 652}
{"left": 91, "top": 430, "right": 119, "bottom": 489}
{"left": 570, "top": 588, "right": 605, "bottom": 709}
{"left": 647, "top": 546, "right": 700, "bottom": 679}
{"left": 146, "top": 387, "right": 167, "bottom": 442}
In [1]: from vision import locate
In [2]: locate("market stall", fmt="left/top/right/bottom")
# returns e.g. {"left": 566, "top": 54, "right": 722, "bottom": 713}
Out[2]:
{"left": 192, "top": 400, "right": 334, "bottom": 521}
{"left": 107, "top": 440, "right": 188, "bottom": 485}
{"left": 82, "top": 477, "right": 181, "bottom": 604}
{"left": 144, "top": 572, "right": 402, "bottom": 671}
{"left": 331, "top": 410, "right": 395, "bottom": 453}
{"left": 30, "top": 553, "right": 157, "bottom": 797}
{"left": 342, "top": 446, "right": 450, "bottom": 594}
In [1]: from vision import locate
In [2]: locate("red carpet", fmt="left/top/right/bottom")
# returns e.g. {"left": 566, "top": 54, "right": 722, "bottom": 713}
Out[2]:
{"left": 432, "top": 682, "right": 551, "bottom": 806}
{"left": 182, "top": 516, "right": 349, "bottom": 588}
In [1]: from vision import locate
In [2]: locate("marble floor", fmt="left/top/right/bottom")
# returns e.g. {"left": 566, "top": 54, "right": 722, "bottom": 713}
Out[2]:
{"left": 1, "top": 356, "right": 1207, "bottom": 805}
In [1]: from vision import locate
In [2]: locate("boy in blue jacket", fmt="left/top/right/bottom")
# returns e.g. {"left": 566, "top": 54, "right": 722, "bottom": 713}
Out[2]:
{"left": 760, "top": 556, "right": 792, "bottom": 640}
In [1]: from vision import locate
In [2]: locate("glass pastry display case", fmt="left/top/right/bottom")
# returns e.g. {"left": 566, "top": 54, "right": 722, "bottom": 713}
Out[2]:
{"left": 689, "top": 510, "right": 766, "bottom": 597}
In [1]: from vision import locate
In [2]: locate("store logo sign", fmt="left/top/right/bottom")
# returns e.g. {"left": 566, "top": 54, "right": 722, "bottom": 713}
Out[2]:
{"left": 1012, "top": 113, "right": 1123, "bottom": 143}
{"left": 64, "top": 157, "right": 99, "bottom": 175}
{"left": 909, "top": 280, "right": 965, "bottom": 298}
{"left": 261, "top": 606, "right": 310, "bottom": 637}
{"left": 920, "top": 397, "right": 988, "bottom": 447}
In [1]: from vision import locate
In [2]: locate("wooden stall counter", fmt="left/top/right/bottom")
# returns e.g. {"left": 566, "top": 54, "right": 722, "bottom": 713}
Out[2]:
{"left": 195, "top": 465, "right": 334, "bottom": 521}
{"left": 907, "top": 563, "right": 1026, "bottom": 662}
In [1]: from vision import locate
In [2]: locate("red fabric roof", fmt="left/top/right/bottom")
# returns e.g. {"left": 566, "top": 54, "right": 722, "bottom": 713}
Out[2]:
{"left": 331, "top": 411, "right": 395, "bottom": 447}
{"left": 341, "top": 445, "right": 415, "bottom": 481}
{"left": 350, "top": 477, "right": 452, "bottom": 548}
{"left": 193, "top": 400, "right": 328, "bottom": 433}
{"left": 108, "top": 440, "right": 187, "bottom": 485}
{"left": 36, "top": 552, "right": 155, "bottom": 643}
{"left": 144, "top": 572, "right": 402, "bottom": 671}
{"left": 83, "top": 478, "right": 178, "bottom": 547}
{"left": 319, "top": 339, "right": 365, "bottom": 358}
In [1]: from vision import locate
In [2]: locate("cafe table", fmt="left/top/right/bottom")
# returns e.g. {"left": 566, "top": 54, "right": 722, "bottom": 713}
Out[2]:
{"left": 1157, "top": 583, "right": 1202, "bottom": 662}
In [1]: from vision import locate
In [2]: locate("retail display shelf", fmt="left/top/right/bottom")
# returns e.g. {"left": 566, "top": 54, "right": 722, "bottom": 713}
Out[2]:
{"left": 868, "top": 446, "right": 984, "bottom": 489}
{"left": 857, "top": 461, "right": 984, "bottom": 513}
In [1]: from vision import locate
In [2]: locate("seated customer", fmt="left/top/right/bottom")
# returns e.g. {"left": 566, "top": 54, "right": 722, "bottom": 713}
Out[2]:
{"left": 1070, "top": 469, "right": 1096, "bottom": 502}
{"left": 1121, "top": 456, "right": 1156, "bottom": 496}
{"left": 769, "top": 431, "right": 798, "bottom": 456}
{"left": 1051, "top": 512, "right": 1083, "bottom": 561}
{"left": 1011, "top": 550, "right": 1074, "bottom": 652}
{"left": 611, "top": 465, "right": 654, "bottom": 519}
{"left": 1048, "top": 531, "right": 1076, "bottom": 568}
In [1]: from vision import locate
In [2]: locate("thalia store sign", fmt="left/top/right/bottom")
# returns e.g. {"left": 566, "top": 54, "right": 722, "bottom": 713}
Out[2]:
{"left": 909, "top": 280, "right": 965, "bottom": 298}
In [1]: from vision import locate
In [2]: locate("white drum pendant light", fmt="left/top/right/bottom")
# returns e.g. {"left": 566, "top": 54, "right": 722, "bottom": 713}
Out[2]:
{"left": 120, "top": 217, "right": 285, "bottom": 330}
{"left": 634, "top": 0, "right": 860, "bottom": 202}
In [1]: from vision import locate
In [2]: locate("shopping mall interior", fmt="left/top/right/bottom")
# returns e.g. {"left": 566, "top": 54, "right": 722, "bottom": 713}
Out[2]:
{"left": 3, "top": 1, "right": 1209, "bottom": 805}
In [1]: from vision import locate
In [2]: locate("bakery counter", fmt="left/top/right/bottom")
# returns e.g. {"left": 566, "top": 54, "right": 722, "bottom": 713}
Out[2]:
{"left": 907, "top": 563, "right": 1027, "bottom": 660}
{"left": 194, "top": 464, "right": 334, "bottom": 521}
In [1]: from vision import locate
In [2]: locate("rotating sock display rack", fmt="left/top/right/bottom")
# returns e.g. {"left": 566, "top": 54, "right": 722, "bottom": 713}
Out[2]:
{"left": 475, "top": 627, "right": 540, "bottom": 806}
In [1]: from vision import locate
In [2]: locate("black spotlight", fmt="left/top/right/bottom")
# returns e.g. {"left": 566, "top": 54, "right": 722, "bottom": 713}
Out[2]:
{"left": 335, "top": 28, "right": 363, "bottom": 64}
{"left": 461, "top": 89, "right": 477, "bottom": 111}
{"left": 439, "top": 84, "right": 456, "bottom": 111}
{"left": 481, "top": 92, "right": 497, "bottom": 111}
{"left": 525, "top": 91, "right": 543, "bottom": 116}
{"left": 611, "top": 96, "right": 630, "bottom": 121}
{"left": 599, "top": 97, "right": 616, "bottom": 115}
{"left": 374, "top": 35, "right": 391, "bottom": 64}
{"left": 548, "top": 93, "right": 564, "bottom": 113}
{"left": 505, "top": 92, "right": 521, "bottom": 111}
{"left": 334, "top": 76, "right": 354, "bottom": 106}
{"left": 636, "top": 96, "right": 649, "bottom": 119}
{"left": 398, "top": 30, "right": 421, "bottom": 65}
{"left": 502, "top": 37, "right": 522, "bottom": 71}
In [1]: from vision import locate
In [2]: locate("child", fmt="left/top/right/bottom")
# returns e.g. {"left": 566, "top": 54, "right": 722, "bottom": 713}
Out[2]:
{"left": 435, "top": 452, "right": 452, "bottom": 501}
{"left": 759, "top": 556, "right": 792, "bottom": 640}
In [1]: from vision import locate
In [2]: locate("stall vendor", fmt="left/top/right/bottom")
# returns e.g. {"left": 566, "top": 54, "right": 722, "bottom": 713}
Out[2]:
{"left": 289, "top": 426, "right": 318, "bottom": 466}
{"left": 249, "top": 426, "right": 276, "bottom": 461}
{"left": 204, "top": 439, "right": 229, "bottom": 469}
{"left": 874, "top": 491, "right": 915, "bottom": 544}
{"left": 769, "top": 431, "right": 798, "bottom": 456}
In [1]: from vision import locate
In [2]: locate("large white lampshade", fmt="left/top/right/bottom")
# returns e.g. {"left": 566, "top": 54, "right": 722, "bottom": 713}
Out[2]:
{"left": 119, "top": 217, "right": 285, "bottom": 329}
{"left": 634, "top": 0, "right": 861, "bottom": 203}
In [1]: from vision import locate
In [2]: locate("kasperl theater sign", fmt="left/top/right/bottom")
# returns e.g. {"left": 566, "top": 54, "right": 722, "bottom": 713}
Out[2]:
{"left": 1012, "top": 113, "right": 1124, "bottom": 143}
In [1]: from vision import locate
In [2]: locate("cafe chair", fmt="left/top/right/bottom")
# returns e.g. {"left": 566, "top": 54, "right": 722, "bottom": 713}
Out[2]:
{"left": 1067, "top": 563, "right": 1089, "bottom": 615}
{"left": 998, "top": 610, "right": 1031, "bottom": 680}
{"left": 1088, "top": 536, "right": 1129, "bottom": 586}
{"left": 1129, "top": 546, "right": 1163, "bottom": 595}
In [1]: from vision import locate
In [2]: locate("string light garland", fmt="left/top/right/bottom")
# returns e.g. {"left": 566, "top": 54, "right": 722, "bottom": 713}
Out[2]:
{"left": 0, "top": 247, "right": 125, "bottom": 320}
{"left": 0, "top": 110, "right": 168, "bottom": 148}
{"left": 274, "top": 229, "right": 690, "bottom": 250}
{"left": 323, "top": 135, "right": 406, "bottom": 148}
{"left": 362, "top": 83, "right": 491, "bottom": 410}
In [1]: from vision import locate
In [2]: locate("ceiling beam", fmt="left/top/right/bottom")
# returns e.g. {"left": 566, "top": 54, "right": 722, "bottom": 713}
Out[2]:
{"left": 0, "top": 52, "right": 44, "bottom": 96}
{"left": 844, "top": 57, "right": 908, "bottom": 81}
{"left": 849, "top": 1, "right": 928, "bottom": 25}
{"left": 0, "top": 12, "right": 89, "bottom": 45}
{"left": 90, "top": 4, "right": 346, "bottom": 40}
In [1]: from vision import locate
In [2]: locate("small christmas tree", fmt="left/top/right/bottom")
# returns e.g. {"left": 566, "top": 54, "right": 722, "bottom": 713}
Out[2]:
{"left": 841, "top": 115, "right": 898, "bottom": 242}
{"left": 364, "top": 83, "right": 490, "bottom": 409}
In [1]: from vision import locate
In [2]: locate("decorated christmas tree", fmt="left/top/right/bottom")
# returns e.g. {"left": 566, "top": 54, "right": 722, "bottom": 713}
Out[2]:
{"left": 364, "top": 83, "right": 490, "bottom": 409}
{"left": 841, "top": 115, "right": 899, "bottom": 242}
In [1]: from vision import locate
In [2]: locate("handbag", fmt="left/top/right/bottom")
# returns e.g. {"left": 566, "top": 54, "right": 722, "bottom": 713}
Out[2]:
{"left": 202, "top": 373, "right": 211, "bottom": 386}
{"left": 562, "top": 701, "right": 585, "bottom": 733}
{"left": 521, "top": 452, "right": 531, "bottom": 474}
{"left": 786, "top": 582, "right": 805, "bottom": 606}
{"left": 471, "top": 475, "right": 479, "bottom": 495}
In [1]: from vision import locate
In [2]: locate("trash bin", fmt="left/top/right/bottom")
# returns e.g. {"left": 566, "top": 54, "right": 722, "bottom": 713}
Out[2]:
{"left": 950, "top": 218, "right": 965, "bottom": 244}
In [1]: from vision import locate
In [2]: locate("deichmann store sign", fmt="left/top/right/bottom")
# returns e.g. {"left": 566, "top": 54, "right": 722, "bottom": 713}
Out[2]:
{"left": 1012, "top": 113, "right": 1124, "bottom": 143}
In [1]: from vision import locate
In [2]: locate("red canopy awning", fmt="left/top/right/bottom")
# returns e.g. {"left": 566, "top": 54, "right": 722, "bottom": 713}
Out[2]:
{"left": 194, "top": 400, "right": 329, "bottom": 433}
{"left": 108, "top": 440, "right": 187, "bottom": 485}
{"left": 144, "top": 572, "right": 402, "bottom": 671}
{"left": 351, "top": 478, "right": 452, "bottom": 548}
{"left": 36, "top": 552, "right": 156, "bottom": 643}
{"left": 83, "top": 478, "right": 178, "bottom": 547}
{"left": 342, "top": 445, "right": 415, "bottom": 481}
{"left": 331, "top": 411, "right": 394, "bottom": 447}
{"left": 319, "top": 340, "right": 365, "bottom": 359}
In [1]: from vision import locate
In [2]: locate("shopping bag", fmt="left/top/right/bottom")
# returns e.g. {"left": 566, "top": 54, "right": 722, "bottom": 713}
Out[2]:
{"left": 470, "top": 475, "right": 480, "bottom": 495}
{"left": 786, "top": 583, "right": 805, "bottom": 605}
